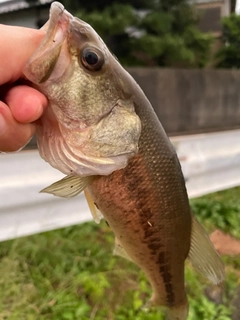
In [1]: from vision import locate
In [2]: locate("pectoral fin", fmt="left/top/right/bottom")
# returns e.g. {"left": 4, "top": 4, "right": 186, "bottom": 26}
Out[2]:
{"left": 188, "top": 214, "right": 225, "bottom": 285}
{"left": 40, "top": 175, "right": 94, "bottom": 198}
{"left": 84, "top": 189, "right": 103, "bottom": 224}
{"left": 113, "top": 237, "right": 132, "bottom": 262}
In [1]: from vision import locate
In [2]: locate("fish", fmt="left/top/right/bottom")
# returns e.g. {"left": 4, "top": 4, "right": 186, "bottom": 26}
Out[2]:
{"left": 23, "top": 2, "right": 225, "bottom": 319}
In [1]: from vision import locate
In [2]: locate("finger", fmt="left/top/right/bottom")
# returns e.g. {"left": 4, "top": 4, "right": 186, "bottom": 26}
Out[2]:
{"left": 5, "top": 85, "right": 48, "bottom": 123}
{"left": 0, "top": 25, "right": 45, "bottom": 84}
{"left": 0, "top": 102, "right": 36, "bottom": 152}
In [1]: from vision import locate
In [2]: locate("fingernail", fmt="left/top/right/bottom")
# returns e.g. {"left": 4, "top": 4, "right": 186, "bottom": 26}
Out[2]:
{"left": 0, "top": 113, "right": 6, "bottom": 135}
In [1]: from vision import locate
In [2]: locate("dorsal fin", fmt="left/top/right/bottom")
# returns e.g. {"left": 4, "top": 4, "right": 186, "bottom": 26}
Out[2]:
{"left": 188, "top": 214, "right": 225, "bottom": 285}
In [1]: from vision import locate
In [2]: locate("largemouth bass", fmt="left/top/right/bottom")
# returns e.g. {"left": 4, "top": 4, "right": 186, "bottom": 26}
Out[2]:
{"left": 23, "top": 2, "right": 225, "bottom": 319}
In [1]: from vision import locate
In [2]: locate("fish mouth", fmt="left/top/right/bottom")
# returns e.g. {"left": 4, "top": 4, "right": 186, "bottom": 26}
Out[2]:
{"left": 23, "top": 2, "right": 73, "bottom": 84}
{"left": 24, "top": 1, "right": 102, "bottom": 85}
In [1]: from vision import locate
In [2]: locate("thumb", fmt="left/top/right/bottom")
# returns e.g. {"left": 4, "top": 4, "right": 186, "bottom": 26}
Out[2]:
{"left": 0, "top": 25, "right": 45, "bottom": 85}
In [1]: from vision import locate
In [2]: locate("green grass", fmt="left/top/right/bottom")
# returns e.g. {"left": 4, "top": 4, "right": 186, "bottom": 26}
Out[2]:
{"left": 0, "top": 187, "right": 240, "bottom": 319}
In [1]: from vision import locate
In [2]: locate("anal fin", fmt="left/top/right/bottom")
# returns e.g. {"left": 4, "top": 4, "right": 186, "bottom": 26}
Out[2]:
{"left": 113, "top": 237, "right": 132, "bottom": 262}
{"left": 84, "top": 189, "right": 103, "bottom": 224}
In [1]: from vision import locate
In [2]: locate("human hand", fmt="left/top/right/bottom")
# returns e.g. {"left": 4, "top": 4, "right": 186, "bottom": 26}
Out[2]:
{"left": 0, "top": 25, "right": 48, "bottom": 152}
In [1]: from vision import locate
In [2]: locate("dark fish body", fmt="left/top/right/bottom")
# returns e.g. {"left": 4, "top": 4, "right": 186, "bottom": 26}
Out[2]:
{"left": 23, "top": 2, "right": 225, "bottom": 319}
{"left": 87, "top": 88, "right": 191, "bottom": 313}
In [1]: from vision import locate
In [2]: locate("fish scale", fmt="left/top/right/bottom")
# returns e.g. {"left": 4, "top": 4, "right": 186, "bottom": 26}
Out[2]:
{"left": 87, "top": 103, "right": 191, "bottom": 313}
{"left": 23, "top": 2, "right": 225, "bottom": 319}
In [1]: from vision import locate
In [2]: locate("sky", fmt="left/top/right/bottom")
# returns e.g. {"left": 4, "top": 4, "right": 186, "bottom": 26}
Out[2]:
{"left": 236, "top": 0, "right": 240, "bottom": 14}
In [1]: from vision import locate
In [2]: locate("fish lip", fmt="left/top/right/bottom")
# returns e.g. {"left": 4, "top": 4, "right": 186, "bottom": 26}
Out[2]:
{"left": 49, "top": 2, "right": 73, "bottom": 35}
{"left": 51, "top": 2, "right": 90, "bottom": 38}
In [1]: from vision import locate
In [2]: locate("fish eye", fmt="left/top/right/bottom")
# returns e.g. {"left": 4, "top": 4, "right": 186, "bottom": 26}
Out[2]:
{"left": 81, "top": 47, "right": 104, "bottom": 71}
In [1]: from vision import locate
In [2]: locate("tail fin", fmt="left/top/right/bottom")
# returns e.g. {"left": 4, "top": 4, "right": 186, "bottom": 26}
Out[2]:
{"left": 188, "top": 214, "right": 225, "bottom": 285}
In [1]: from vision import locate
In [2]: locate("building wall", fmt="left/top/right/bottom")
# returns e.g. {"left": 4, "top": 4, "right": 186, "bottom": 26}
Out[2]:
{"left": 127, "top": 68, "right": 240, "bottom": 135}
{"left": 27, "top": 67, "right": 240, "bottom": 149}
{"left": 0, "top": 6, "right": 49, "bottom": 28}
{"left": 193, "top": 0, "right": 231, "bottom": 35}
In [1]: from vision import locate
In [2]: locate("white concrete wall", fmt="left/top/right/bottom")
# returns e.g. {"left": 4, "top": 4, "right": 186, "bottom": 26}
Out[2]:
{"left": 1, "top": 130, "right": 240, "bottom": 242}
{"left": 0, "top": 151, "right": 91, "bottom": 242}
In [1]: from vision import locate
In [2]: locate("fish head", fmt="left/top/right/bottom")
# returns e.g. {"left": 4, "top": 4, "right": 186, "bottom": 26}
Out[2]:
{"left": 23, "top": 1, "right": 141, "bottom": 176}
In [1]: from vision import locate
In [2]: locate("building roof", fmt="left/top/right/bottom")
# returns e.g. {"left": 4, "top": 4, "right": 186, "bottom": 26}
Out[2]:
{"left": 0, "top": 0, "right": 52, "bottom": 14}
{"left": 191, "top": 0, "right": 223, "bottom": 3}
